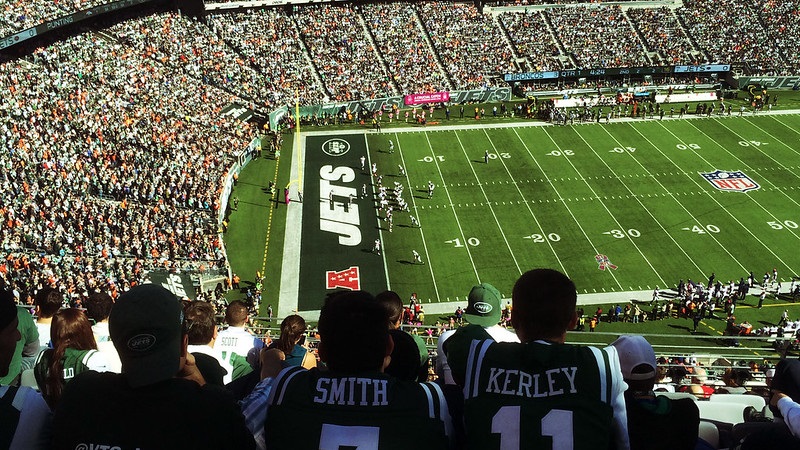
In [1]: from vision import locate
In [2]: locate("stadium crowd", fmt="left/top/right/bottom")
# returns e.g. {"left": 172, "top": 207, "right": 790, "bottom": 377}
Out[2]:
{"left": 0, "top": 0, "right": 109, "bottom": 37}
{"left": 419, "top": 2, "right": 515, "bottom": 90}
{"left": 625, "top": 6, "right": 698, "bottom": 66}
{"left": 498, "top": 11, "right": 563, "bottom": 72}
{"left": 4, "top": 269, "right": 800, "bottom": 449}
{"left": 207, "top": 9, "right": 326, "bottom": 107}
{"left": 546, "top": 5, "right": 649, "bottom": 69}
{"left": 1, "top": 27, "right": 253, "bottom": 301}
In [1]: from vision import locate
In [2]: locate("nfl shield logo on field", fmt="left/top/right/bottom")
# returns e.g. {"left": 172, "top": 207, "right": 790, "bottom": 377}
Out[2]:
{"left": 326, "top": 266, "right": 361, "bottom": 291}
{"left": 700, "top": 170, "right": 760, "bottom": 193}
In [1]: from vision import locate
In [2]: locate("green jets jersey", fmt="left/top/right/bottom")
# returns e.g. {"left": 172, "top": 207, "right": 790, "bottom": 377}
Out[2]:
{"left": 448, "top": 326, "right": 619, "bottom": 450}
{"left": 265, "top": 367, "right": 451, "bottom": 450}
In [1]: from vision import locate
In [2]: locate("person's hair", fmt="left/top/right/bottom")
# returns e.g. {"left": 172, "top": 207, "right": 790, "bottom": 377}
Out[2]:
{"left": 44, "top": 308, "right": 97, "bottom": 407}
{"left": 225, "top": 300, "right": 249, "bottom": 326}
{"left": 84, "top": 292, "right": 114, "bottom": 322}
{"left": 627, "top": 364, "right": 656, "bottom": 392}
{"left": 275, "top": 315, "right": 307, "bottom": 354}
{"left": 184, "top": 301, "right": 217, "bottom": 345}
{"left": 318, "top": 291, "right": 388, "bottom": 373}
{"left": 375, "top": 290, "right": 404, "bottom": 329}
{"left": 35, "top": 287, "right": 63, "bottom": 318}
{"left": 511, "top": 269, "right": 577, "bottom": 341}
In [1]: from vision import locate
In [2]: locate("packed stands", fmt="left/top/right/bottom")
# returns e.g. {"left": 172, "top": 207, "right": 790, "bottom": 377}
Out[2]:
{"left": 748, "top": 0, "right": 800, "bottom": 74}
{"left": 418, "top": 2, "right": 515, "bottom": 89}
{"left": 625, "top": 6, "right": 700, "bottom": 66}
{"left": 498, "top": 10, "right": 564, "bottom": 72}
{"left": 0, "top": 0, "right": 110, "bottom": 37}
{"left": 361, "top": 2, "right": 452, "bottom": 95}
{"left": 545, "top": 5, "right": 649, "bottom": 69}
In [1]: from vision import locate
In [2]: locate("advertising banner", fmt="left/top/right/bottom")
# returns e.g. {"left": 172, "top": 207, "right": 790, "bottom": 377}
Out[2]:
{"left": 404, "top": 91, "right": 450, "bottom": 105}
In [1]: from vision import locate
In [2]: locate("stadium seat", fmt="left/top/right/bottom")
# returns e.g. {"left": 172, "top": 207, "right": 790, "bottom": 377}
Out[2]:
{"left": 709, "top": 393, "right": 766, "bottom": 410}
{"left": 656, "top": 391, "right": 697, "bottom": 401}
{"left": 697, "top": 420, "right": 719, "bottom": 450}
{"left": 697, "top": 401, "right": 749, "bottom": 425}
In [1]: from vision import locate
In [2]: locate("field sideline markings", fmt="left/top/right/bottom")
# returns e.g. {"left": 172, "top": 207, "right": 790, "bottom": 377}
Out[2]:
{"left": 450, "top": 131, "right": 523, "bottom": 275}
{"left": 566, "top": 128, "right": 671, "bottom": 286}
{"left": 365, "top": 135, "right": 392, "bottom": 290}
{"left": 423, "top": 131, "right": 482, "bottom": 283}
{"left": 676, "top": 121, "right": 800, "bottom": 272}
{"left": 395, "top": 133, "right": 442, "bottom": 302}
{"left": 627, "top": 125, "right": 754, "bottom": 274}
{"left": 260, "top": 143, "right": 282, "bottom": 279}
{"left": 516, "top": 127, "right": 622, "bottom": 288}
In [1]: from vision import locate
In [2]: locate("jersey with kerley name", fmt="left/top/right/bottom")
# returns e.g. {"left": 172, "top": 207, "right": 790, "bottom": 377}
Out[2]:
{"left": 447, "top": 326, "right": 629, "bottom": 450}
{"left": 265, "top": 366, "right": 452, "bottom": 450}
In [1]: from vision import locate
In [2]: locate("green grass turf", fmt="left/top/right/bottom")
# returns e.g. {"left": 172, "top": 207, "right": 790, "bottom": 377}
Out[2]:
{"left": 225, "top": 93, "right": 800, "bottom": 358}
{"left": 371, "top": 115, "right": 800, "bottom": 302}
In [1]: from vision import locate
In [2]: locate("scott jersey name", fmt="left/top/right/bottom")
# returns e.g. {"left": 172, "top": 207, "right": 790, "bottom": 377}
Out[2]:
{"left": 484, "top": 366, "right": 578, "bottom": 398}
{"left": 313, "top": 377, "right": 389, "bottom": 406}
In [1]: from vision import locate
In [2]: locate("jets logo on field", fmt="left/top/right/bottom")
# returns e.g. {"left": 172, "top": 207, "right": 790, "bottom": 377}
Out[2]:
{"left": 326, "top": 266, "right": 360, "bottom": 291}
{"left": 701, "top": 170, "right": 760, "bottom": 193}
{"left": 321, "top": 139, "right": 350, "bottom": 157}
{"left": 595, "top": 254, "right": 618, "bottom": 271}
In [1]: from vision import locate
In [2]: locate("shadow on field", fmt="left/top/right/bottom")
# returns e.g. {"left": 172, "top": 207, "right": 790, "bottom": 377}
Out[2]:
{"left": 668, "top": 324, "right": 691, "bottom": 332}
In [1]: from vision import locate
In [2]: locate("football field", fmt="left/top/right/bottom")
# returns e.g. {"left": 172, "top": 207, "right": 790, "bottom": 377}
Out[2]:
{"left": 276, "top": 112, "right": 800, "bottom": 317}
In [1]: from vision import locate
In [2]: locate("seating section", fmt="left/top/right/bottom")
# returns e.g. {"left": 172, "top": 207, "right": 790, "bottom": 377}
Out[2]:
{"left": 625, "top": 6, "right": 698, "bottom": 65}
{"left": 498, "top": 11, "right": 563, "bottom": 71}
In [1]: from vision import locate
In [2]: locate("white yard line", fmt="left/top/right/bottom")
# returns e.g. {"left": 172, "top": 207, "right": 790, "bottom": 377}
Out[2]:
{"left": 479, "top": 128, "right": 569, "bottom": 275}
{"left": 593, "top": 126, "right": 707, "bottom": 276}
{"left": 452, "top": 131, "right": 523, "bottom": 275}
{"left": 423, "top": 132, "right": 482, "bottom": 282}
{"left": 514, "top": 127, "right": 624, "bottom": 291}
{"left": 556, "top": 129, "right": 668, "bottom": 286}
{"left": 654, "top": 121, "right": 798, "bottom": 274}
{"left": 395, "top": 133, "right": 442, "bottom": 302}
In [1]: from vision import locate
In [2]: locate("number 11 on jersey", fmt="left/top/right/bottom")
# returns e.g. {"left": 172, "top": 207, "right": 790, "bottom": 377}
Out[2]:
{"left": 492, "top": 406, "right": 574, "bottom": 450}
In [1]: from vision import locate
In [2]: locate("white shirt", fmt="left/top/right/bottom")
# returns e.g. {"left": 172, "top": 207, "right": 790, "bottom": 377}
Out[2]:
{"left": 188, "top": 344, "right": 234, "bottom": 385}
{"left": 216, "top": 326, "right": 263, "bottom": 363}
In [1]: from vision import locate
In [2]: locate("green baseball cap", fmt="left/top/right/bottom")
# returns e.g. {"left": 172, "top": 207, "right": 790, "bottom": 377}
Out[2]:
{"left": 464, "top": 283, "right": 502, "bottom": 327}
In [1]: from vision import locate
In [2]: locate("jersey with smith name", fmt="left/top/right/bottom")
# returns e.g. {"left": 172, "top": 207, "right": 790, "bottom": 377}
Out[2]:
{"left": 457, "top": 337, "right": 627, "bottom": 450}
{"left": 265, "top": 366, "right": 452, "bottom": 450}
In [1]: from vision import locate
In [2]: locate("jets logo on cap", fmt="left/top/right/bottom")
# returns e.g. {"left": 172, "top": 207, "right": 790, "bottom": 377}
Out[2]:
{"left": 322, "top": 139, "right": 350, "bottom": 157}
{"left": 326, "top": 266, "right": 360, "bottom": 291}
{"left": 472, "top": 302, "right": 493, "bottom": 315}
{"left": 701, "top": 170, "right": 760, "bottom": 193}
{"left": 127, "top": 334, "right": 156, "bottom": 352}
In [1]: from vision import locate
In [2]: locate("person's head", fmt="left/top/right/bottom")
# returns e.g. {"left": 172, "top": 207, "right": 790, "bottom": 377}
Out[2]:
{"left": 611, "top": 335, "right": 657, "bottom": 392}
{"left": 275, "top": 315, "right": 307, "bottom": 354}
{"left": 385, "top": 329, "right": 425, "bottom": 382}
{"left": 511, "top": 269, "right": 578, "bottom": 342}
{"left": 224, "top": 300, "right": 249, "bottom": 327}
{"left": 375, "top": 290, "right": 404, "bottom": 329}
{"left": 184, "top": 301, "right": 217, "bottom": 346}
{"left": 35, "top": 287, "right": 63, "bottom": 319}
{"left": 44, "top": 308, "right": 97, "bottom": 406}
{"left": 317, "top": 291, "right": 390, "bottom": 373}
{"left": 464, "top": 283, "right": 503, "bottom": 327}
{"left": 84, "top": 291, "right": 114, "bottom": 323}
{"left": 0, "top": 290, "right": 21, "bottom": 378}
{"left": 691, "top": 366, "right": 708, "bottom": 384}
{"left": 110, "top": 284, "right": 186, "bottom": 388}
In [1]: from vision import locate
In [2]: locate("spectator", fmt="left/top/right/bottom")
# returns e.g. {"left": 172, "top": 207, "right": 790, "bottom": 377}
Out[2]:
{"left": 376, "top": 290, "right": 429, "bottom": 381}
{"left": 216, "top": 300, "right": 262, "bottom": 379}
{"left": 268, "top": 315, "right": 316, "bottom": 370}
{"left": 0, "top": 298, "right": 39, "bottom": 386}
{"left": 51, "top": 284, "right": 255, "bottom": 449}
{"left": 33, "top": 287, "right": 63, "bottom": 349}
{"left": 185, "top": 301, "right": 234, "bottom": 386}
{"left": 84, "top": 292, "right": 122, "bottom": 373}
{"left": 611, "top": 335, "right": 699, "bottom": 450}
{"left": 33, "top": 308, "right": 110, "bottom": 408}
{"left": 0, "top": 290, "right": 52, "bottom": 449}
{"left": 252, "top": 291, "right": 452, "bottom": 450}
{"left": 446, "top": 268, "right": 630, "bottom": 449}
{"left": 678, "top": 366, "right": 715, "bottom": 399}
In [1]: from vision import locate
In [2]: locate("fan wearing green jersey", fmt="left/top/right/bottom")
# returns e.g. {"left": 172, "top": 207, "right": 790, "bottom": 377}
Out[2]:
{"left": 446, "top": 268, "right": 630, "bottom": 450}
{"left": 262, "top": 291, "right": 453, "bottom": 450}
